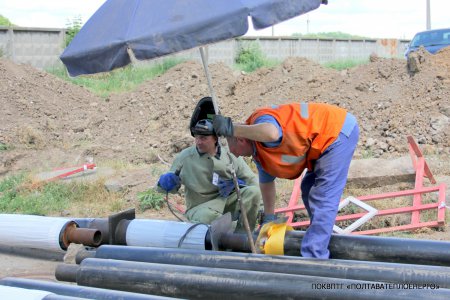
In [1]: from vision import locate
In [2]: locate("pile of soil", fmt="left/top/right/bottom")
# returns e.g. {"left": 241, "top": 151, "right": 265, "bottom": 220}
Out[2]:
{"left": 1, "top": 47, "right": 449, "bottom": 175}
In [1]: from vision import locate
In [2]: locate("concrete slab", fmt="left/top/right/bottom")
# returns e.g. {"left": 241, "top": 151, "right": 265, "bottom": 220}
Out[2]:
{"left": 347, "top": 156, "right": 416, "bottom": 189}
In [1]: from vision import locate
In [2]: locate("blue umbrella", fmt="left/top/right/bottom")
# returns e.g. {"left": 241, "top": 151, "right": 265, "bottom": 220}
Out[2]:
{"left": 61, "top": 0, "right": 326, "bottom": 77}
{"left": 60, "top": 0, "right": 326, "bottom": 249}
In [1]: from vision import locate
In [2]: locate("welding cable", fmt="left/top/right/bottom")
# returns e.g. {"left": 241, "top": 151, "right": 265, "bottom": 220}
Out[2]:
{"left": 177, "top": 223, "right": 209, "bottom": 248}
{"left": 165, "top": 192, "right": 185, "bottom": 222}
{"left": 164, "top": 165, "right": 187, "bottom": 222}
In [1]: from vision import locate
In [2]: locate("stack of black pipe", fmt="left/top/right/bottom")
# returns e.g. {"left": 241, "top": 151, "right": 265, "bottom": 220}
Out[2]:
{"left": 54, "top": 245, "right": 450, "bottom": 300}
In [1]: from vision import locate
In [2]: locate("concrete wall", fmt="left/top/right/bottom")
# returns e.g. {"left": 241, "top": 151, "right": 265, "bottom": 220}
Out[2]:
{"left": 0, "top": 26, "right": 409, "bottom": 71}
{"left": 0, "top": 26, "right": 65, "bottom": 70}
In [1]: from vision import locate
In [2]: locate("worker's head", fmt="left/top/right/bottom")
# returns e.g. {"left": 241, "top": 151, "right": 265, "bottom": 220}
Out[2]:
{"left": 226, "top": 136, "right": 253, "bottom": 158}
{"left": 192, "top": 119, "right": 217, "bottom": 154}
{"left": 191, "top": 119, "right": 214, "bottom": 136}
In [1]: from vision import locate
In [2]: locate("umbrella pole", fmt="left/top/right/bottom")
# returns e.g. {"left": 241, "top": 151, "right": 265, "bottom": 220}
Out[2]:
{"left": 199, "top": 47, "right": 257, "bottom": 254}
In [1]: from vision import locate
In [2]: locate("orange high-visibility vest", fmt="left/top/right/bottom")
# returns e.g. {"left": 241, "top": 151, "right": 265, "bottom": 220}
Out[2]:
{"left": 246, "top": 103, "right": 347, "bottom": 179}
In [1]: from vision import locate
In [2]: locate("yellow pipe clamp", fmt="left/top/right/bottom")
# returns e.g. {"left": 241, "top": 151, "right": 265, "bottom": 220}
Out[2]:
{"left": 255, "top": 219, "right": 293, "bottom": 255}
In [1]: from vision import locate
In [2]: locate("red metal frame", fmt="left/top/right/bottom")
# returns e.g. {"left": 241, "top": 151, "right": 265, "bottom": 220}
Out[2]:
{"left": 274, "top": 136, "right": 447, "bottom": 235}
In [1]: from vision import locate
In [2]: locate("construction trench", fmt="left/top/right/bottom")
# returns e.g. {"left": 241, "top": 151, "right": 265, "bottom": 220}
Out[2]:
{"left": 1, "top": 210, "right": 450, "bottom": 299}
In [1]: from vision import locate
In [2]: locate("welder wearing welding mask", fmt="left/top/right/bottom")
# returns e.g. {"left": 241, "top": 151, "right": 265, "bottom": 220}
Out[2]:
{"left": 157, "top": 119, "right": 261, "bottom": 231}
{"left": 213, "top": 102, "right": 359, "bottom": 258}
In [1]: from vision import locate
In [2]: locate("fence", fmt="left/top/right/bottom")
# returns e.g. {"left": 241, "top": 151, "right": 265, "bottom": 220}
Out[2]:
{"left": 0, "top": 27, "right": 65, "bottom": 70}
{"left": 0, "top": 26, "right": 409, "bottom": 71}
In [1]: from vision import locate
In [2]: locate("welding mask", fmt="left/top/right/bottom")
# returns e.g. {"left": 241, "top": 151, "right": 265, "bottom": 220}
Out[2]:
{"left": 190, "top": 96, "right": 216, "bottom": 137}
{"left": 191, "top": 119, "right": 215, "bottom": 136}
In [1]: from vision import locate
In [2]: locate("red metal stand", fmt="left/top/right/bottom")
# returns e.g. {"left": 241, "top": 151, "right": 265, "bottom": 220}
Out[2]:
{"left": 275, "top": 136, "right": 447, "bottom": 235}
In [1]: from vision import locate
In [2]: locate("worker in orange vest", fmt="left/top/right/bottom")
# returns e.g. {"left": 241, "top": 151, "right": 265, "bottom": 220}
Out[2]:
{"left": 213, "top": 102, "right": 359, "bottom": 258}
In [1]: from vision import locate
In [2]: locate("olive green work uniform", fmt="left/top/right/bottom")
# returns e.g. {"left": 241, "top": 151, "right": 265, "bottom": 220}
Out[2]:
{"left": 168, "top": 145, "right": 261, "bottom": 231}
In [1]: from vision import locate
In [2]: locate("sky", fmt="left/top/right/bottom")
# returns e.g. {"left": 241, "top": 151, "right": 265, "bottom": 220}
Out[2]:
{"left": 1, "top": 0, "right": 449, "bottom": 40}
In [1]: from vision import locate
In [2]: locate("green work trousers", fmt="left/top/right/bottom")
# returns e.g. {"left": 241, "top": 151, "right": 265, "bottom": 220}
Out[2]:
{"left": 185, "top": 185, "right": 261, "bottom": 231}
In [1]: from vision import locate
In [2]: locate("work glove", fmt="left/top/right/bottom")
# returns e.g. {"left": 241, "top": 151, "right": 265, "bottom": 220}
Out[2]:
{"left": 261, "top": 213, "right": 278, "bottom": 225}
{"left": 157, "top": 172, "right": 181, "bottom": 192}
{"left": 213, "top": 115, "right": 234, "bottom": 137}
{"left": 217, "top": 178, "right": 246, "bottom": 198}
{"left": 254, "top": 213, "right": 278, "bottom": 234}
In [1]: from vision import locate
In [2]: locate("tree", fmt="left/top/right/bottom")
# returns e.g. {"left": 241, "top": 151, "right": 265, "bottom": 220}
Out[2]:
{"left": 0, "top": 14, "right": 13, "bottom": 26}
{"left": 65, "top": 16, "right": 83, "bottom": 47}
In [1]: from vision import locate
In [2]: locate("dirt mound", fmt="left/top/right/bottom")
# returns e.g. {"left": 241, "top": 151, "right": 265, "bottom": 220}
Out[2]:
{"left": 1, "top": 52, "right": 449, "bottom": 175}
{"left": 433, "top": 46, "right": 450, "bottom": 71}
{"left": 0, "top": 58, "right": 102, "bottom": 148}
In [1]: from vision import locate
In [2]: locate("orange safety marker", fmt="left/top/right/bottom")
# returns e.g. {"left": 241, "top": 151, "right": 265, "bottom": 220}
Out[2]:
{"left": 44, "top": 163, "right": 97, "bottom": 182}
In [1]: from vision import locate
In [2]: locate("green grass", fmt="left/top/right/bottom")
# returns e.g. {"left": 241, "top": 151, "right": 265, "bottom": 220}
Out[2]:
{"left": 0, "top": 173, "right": 121, "bottom": 216}
{"left": 323, "top": 58, "right": 369, "bottom": 71}
{"left": 0, "top": 173, "right": 26, "bottom": 193}
{"left": 48, "top": 57, "right": 185, "bottom": 98}
{"left": 361, "top": 148, "right": 375, "bottom": 159}
{"left": 0, "top": 142, "right": 7, "bottom": 151}
{"left": 137, "top": 189, "right": 165, "bottom": 211}
{"left": 0, "top": 174, "right": 71, "bottom": 215}
{"left": 235, "top": 41, "right": 280, "bottom": 73}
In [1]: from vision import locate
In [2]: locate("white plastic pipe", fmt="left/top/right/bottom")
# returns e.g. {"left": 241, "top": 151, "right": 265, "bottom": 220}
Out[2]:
{"left": 0, "top": 214, "right": 70, "bottom": 252}
{"left": 126, "top": 219, "right": 208, "bottom": 250}
{"left": 0, "top": 285, "right": 54, "bottom": 300}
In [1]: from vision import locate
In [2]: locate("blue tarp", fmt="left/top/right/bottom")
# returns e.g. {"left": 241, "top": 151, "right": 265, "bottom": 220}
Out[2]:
{"left": 60, "top": 0, "right": 323, "bottom": 76}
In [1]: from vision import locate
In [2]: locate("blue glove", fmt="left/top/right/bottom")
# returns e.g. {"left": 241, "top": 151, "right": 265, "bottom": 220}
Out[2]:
{"left": 217, "top": 178, "right": 246, "bottom": 198}
{"left": 157, "top": 172, "right": 181, "bottom": 192}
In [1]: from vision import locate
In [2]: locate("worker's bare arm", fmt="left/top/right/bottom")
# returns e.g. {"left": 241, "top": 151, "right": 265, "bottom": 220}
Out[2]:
{"left": 259, "top": 181, "right": 276, "bottom": 214}
{"left": 233, "top": 123, "right": 279, "bottom": 142}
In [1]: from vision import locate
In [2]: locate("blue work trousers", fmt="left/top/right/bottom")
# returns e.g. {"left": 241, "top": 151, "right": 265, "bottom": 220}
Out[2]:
{"left": 300, "top": 125, "right": 359, "bottom": 258}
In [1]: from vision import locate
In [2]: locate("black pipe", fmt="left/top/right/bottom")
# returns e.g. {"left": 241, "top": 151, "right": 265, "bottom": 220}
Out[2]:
{"left": 73, "top": 217, "right": 450, "bottom": 266}
{"left": 219, "top": 231, "right": 450, "bottom": 266}
{"left": 75, "top": 250, "right": 96, "bottom": 264}
{"left": 70, "top": 258, "right": 450, "bottom": 300}
{"left": 0, "top": 277, "right": 178, "bottom": 300}
{"left": 80, "top": 245, "right": 450, "bottom": 288}
{"left": 55, "top": 264, "right": 79, "bottom": 283}
{"left": 0, "top": 244, "right": 65, "bottom": 261}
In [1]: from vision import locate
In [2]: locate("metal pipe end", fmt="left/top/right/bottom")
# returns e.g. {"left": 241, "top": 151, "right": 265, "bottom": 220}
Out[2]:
{"left": 55, "top": 264, "right": 79, "bottom": 282}
{"left": 75, "top": 249, "right": 96, "bottom": 264}
{"left": 66, "top": 227, "right": 102, "bottom": 247}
